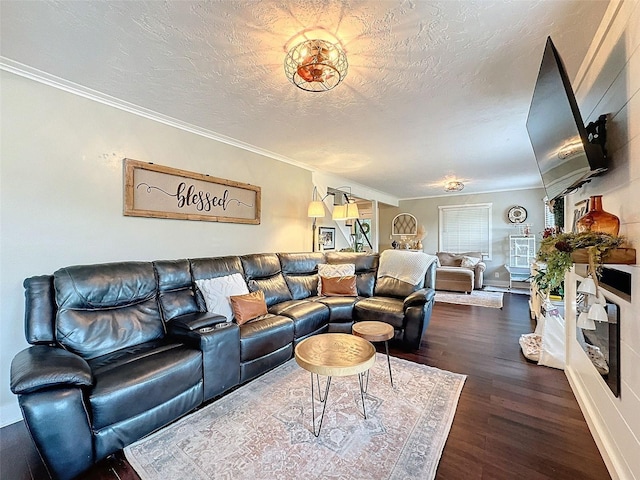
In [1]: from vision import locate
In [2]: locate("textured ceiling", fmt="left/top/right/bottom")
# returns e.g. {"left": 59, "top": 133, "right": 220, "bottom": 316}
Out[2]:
{"left": 0, "top": 0, "right": 609, "bottom": 199}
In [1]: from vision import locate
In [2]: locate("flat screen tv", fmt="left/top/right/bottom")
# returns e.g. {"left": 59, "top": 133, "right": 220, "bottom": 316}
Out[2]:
{"left": 526, "top": 37, "right": 608, "bottom": 202}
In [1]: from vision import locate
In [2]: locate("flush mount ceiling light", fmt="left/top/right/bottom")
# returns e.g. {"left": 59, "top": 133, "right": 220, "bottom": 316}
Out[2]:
{"left": 444, "top": 181, "right": 464, "bottom": 192}
{"left": 284, "top": 39, "right": 348, "bottom": 92}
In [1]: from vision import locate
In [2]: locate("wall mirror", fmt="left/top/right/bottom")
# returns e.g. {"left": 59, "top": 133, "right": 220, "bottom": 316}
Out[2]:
{"left": 392, "top": 213, "right": 417, "bottom": 236}
{"left": 576, "top": 288, "right": 620, "bottom": 397}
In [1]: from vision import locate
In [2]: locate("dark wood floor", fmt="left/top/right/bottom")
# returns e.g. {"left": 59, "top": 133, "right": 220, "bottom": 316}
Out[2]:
{"left": 0, "top": 293, "right": 611, "bottom": 480}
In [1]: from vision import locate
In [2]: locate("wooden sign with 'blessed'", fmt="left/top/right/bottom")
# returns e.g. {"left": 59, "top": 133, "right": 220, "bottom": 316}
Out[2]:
{"left": 124, "top": 158, "right": 261, "bottom": 224}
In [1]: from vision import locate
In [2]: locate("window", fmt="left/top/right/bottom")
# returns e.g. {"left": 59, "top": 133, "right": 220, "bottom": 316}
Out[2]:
{"left": 438, "top": 203, "right": 492, "bottom": 259}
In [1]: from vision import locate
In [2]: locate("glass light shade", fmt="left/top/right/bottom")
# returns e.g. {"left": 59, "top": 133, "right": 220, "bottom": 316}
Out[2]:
{"left": 284, "top": 39, "right": 348, "bottom": 92}
{"left": 444, "top": 181, "right": 464, "bottom": 192}
{"left": 577, "top": 311, "right": 596, "bottom": 330}
{"left": 344, "top": 202, "right": 360, "bottom": 220}
{"left": 588, "top": 303, "right": 608, "bottom": 322}
{"left": 577, "top": 277, "right": 597, "bottom": 295}
{"left": 307, "top": 200, "right": 325, "bottom": 218}
{"left": 332, "top": 205, "right": 346, "bottom": 220}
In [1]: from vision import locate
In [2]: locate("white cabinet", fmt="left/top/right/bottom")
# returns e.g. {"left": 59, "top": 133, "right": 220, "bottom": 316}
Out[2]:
{"left": 506, "top": 235, "right": 536, "bottom": 288}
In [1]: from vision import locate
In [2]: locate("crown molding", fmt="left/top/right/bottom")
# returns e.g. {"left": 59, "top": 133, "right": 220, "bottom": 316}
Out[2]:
{"left": 0, "top": 57, "right": 313, "bottom": 172}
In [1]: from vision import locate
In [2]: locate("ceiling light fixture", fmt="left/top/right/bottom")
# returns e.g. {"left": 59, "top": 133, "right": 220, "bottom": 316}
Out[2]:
{"left": 284, "top": 39, "right": 348, "bottom": 92}
{"left": 444, "top": 181, "right": 464, "bottom": 192}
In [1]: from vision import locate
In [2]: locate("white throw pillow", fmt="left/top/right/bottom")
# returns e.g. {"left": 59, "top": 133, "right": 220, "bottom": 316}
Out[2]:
{"left": 460, "top": 256, "right": 480, "bottom": 269}
{"left": 195, "top": 273, "right": 249, "bottom": 321}
{"left": 317, "top": 263, "right": 356, "bottom": 295}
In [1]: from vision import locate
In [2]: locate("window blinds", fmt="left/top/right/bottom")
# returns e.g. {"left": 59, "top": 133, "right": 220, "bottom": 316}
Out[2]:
{"left": 438, "top": 204, "right": 492, "bottom": 257}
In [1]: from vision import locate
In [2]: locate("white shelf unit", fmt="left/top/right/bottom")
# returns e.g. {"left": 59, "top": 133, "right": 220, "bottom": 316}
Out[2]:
{"left": 506, "top": 235, "right": 536, "bottom": 289}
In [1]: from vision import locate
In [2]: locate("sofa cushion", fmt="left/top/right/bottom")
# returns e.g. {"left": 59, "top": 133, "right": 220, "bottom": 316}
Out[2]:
{"left": 242, "top": 254, "right": 293, "bottom": 307}
{"left": 437, "top": 251, "right": 483, "bottom": 267}
{"left": 195, "top": 273, "right": 249, "bottom": 321}
{"left": 279, "top": 252, "right": 326, "bottom": 300}
{"left": 354, "top": 296, "right": 405, "bottom": 329}
{"left": 269, "top": 300, "right": 330, "bottom": 339}
{"left": 247, "top": 274, "right": 293, "bottom": 307}
{"left": 230, "top": 290, "right": 268, "bottom": 325}
{"left": 54, "top": 262, "right": 164, "bottom": 360}
{"left": 314, "top": 296, "right": 358, "bottom": 322}
{"left": 324, "top": 252, "right": 378, "bottom": 297}
{"left": 154, "top": 259, "right": 199, "bottom": 322}
{"left": 239, "top": 315, "right": 294, "bottom": 362}
{"left": 374, "top": 277, "right": 420, "bottom": 299}
{"left": 88, "top": 340, "right": 202, "bottom": 430}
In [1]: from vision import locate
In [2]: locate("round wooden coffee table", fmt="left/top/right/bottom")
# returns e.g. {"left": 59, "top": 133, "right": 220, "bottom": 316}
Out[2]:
{"left": 352, "top": 321, "right": 395, "bottom": 387}
{"left": 295, "top": 333, "right": 376, "bottom": 436}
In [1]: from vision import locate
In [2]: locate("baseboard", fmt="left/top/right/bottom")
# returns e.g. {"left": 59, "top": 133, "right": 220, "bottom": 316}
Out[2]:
{"left": 483, "top": 280, "right": 510, "bottom": 288}
{"left": 565, "top": 366, "right": 625, "bottom": 480}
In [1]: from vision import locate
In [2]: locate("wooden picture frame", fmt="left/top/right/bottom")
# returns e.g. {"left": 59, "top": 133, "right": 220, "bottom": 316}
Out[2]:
{"left": 319, "top": 227, "right": 336, "bottom": 250}
{"left": 124, "top": 158, "right": 261, "bottom": 224}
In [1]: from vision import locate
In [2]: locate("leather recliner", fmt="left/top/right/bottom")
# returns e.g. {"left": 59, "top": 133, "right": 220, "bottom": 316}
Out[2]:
{"left": 10, "top": 251, "right": 436, "bottom": 480}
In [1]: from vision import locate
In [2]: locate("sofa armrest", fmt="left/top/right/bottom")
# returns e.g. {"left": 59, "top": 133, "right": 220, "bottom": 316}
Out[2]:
{"left": 474, "top": 262, "right": 486, "bottom": 289}
{"left": 167, "top": 311, "right": 227, "bottom": 333}
{"left": 166, "top": 312, "right": 240, "bottom": 401}
{"left": 10, "top": 345, "right": 93, "bottom": 395}
{"left": 403, "top": 288, "right": 435, "bottom": 310}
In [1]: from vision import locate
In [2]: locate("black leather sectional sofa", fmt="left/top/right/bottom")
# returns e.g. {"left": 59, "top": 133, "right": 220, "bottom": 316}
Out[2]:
{"left": 10, "top": 251, "right": 436, "bottom": 479}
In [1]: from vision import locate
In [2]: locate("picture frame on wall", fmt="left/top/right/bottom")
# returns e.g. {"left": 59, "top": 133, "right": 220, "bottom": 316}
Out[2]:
{"left": 319, "top": 227, "right": 335, "bottom": 250}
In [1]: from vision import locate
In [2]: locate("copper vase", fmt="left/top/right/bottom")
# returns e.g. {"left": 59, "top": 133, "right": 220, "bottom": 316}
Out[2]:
{"left": 576, "top": 195, "right": 620, "bottom": 235}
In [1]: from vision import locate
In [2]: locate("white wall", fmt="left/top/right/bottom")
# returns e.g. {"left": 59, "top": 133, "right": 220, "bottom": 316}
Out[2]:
{"left": 380, "top": 188, "right": 547, "bottom": 285}
{"left": 0, "top": 71, "right": 314, "bottom": 426}
{"left": 563, "top": 1, "right": 640, "bottom": 478}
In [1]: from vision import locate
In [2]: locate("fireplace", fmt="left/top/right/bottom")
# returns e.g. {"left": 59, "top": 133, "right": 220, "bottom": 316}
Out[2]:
{"left": 575, "top": 266, "right": 630, "bottom": 398}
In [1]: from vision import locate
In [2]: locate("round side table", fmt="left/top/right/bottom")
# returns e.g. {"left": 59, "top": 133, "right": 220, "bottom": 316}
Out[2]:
{"left": 295, "top": 333, "right": 376, "bottom": 436}
{"left": 352, "top": 321, "right": 395, "bottom": 387}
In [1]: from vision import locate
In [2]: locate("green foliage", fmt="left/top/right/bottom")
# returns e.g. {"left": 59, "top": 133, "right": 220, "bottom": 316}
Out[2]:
{"left": 552, "top": 200, "right": 564, "bottom": 229}
{"left": 534, "top": 231, "right": 624, "bottom": 294}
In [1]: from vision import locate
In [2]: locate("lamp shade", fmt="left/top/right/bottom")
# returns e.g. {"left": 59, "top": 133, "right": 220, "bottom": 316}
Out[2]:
{"left": 588, "top": 303, "right": 608, "bottom": 322}
{"left": 577, "top": 311, "right": 596, "bottom": 330}
{"left": 577, "top": 277, "right": 597, "bottom": 295}
{"left": 332, "top": 205, "right": 346, "bottom": 220}
{"left": 344, "top": 202, "right": 360, "bottom": 220}
{"left": 308, "top": 200, "right": 325, "bottom": 218}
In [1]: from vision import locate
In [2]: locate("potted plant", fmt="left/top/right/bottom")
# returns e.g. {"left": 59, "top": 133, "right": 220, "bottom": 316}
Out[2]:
{"left": 533, "top": 230, "right": 626, "bottom": 294}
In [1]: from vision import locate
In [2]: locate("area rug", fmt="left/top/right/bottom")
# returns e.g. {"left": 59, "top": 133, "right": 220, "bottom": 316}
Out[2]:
{"left": 435, "top": 290, "right": 503, "bottom": 308}
{"left": 124, "top": 354, "right": 466, "bottom": 480}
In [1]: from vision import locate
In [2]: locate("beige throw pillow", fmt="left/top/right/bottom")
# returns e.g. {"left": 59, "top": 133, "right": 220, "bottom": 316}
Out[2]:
{"left": 460, "top": 256, "right": 480, "bottom": 269}
{"left": 195, "top": 273, "right": 249, "bottom": 321}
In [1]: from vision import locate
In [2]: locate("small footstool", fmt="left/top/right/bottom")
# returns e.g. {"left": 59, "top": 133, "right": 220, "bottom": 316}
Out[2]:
{"left": 352, "top": 321, "right": 394, "bottom": 387}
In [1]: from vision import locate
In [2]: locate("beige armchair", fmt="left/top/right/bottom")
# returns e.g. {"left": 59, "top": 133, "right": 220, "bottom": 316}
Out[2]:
{"left": 435, "top": 252, "right": 487, "bottom": 293}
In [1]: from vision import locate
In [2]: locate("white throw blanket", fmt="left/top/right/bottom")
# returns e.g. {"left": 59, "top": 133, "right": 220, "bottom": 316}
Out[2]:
{"left": 378, "top": 250, "right": 438, "bottom": 286}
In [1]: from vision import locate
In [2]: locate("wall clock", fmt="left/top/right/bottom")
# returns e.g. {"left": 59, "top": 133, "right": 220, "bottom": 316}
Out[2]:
{"left": 508, "top": 206, "right": 528, "bottom": 223}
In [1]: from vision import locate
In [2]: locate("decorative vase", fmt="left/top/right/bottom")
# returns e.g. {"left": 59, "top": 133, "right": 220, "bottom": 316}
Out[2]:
{"left": 576, "top": 195, "right": 620, "bottom": 235}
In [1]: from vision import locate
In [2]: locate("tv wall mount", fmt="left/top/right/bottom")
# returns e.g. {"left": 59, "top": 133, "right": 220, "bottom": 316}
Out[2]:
{"left": 586, "top": 114, "right": 607, "bottom": 160}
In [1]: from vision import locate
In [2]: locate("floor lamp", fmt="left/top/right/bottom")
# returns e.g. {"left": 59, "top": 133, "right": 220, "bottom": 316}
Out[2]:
{"left": 308, "top": 187, "right": 326, "bottom": 252}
